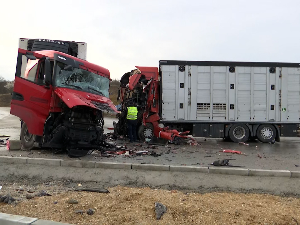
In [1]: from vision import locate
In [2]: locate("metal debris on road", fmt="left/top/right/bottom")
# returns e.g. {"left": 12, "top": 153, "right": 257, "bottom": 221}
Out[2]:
{"left": 211, "top": 159, "right": 243, "bottom": 167}
{"left": 239, "top": 142, "right": 249, "bottom": 146}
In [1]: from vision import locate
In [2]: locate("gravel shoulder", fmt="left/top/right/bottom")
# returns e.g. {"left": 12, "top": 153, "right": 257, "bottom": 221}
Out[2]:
{"left": 0, "top": 180, "right": 299, "bottom": 225}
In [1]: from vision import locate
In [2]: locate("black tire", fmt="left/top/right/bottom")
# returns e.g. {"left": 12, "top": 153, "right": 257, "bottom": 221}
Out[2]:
{"left": 20, "top": 122, "right": 35, "bottom": 150}
{"left": 256, "top": 124, "right": 276, "bottom": 143}
{"left": 138, "top": 123, "right": 154, "bottom": 142}
{"left": 229, "top": 124, "right": 249, "bottom": 143}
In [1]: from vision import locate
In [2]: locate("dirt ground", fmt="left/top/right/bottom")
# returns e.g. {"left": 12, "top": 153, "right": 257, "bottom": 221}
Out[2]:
{"left": 0, "top": 180, "right": 299, "bottom": 225}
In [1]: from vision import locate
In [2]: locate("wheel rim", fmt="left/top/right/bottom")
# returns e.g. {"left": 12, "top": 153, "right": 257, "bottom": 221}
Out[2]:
{"left": 260, "top": 127, "right": 273, "bottom": 139}
{"left": 233, "top": 126, "right": 246, "bottom": 140}
{"left": 23, "top": 126, "right": 33, "bottom": 142}
{"left": 143, "top": 128, "right": 153, "bottom": 139}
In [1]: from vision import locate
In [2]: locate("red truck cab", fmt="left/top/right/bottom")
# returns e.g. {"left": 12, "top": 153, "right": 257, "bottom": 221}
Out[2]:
{"left": 11, "top": 39, "right": 117, "bottom": 156}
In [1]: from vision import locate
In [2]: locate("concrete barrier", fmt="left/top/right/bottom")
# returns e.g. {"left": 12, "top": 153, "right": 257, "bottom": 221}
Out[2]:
{"left": 0, "top": 212, "right": 72, "bottom": 225}
{"left": 0, "top": 212, "right": 37, "bottom": 225}
{"left": 0, "top": 156, "right": 299, "bottom": 178}
{"left": 95, "top": 162, "right": 132, "bottom": 170}
{"left": 290, "top": 171, "right": 300, "bottom": 178}
{"left": 170, "top": 165, "right": 208, "bottom": 173}
{"left": 61, "top": 160, "right": 95, "bottom": 168}
{"left": 0, "top": 156, "right": 27, "bottom": 164}
{"left": 209, "top": 167, "right": 249, "bottom": 176}
{"left": 32, "top": 219, "right": 72, "bottom": 225}
{"left": 248, "top": 169, "right": 291, "bottom": 177}
{"left": 132, "top": 164, "right": 170, "bottom": 171}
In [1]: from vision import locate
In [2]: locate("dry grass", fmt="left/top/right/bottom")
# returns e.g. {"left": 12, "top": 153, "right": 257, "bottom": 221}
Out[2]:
{"left": 1, "top": 186, "right": 299, "bottom": 225}
{"left": 0, "top": 94, "right": 11, "bottom": 107}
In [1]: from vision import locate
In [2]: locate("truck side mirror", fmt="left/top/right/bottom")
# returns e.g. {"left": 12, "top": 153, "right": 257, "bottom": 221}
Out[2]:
{"left": 45, "top": 58, "right": 52, "bottom": 86}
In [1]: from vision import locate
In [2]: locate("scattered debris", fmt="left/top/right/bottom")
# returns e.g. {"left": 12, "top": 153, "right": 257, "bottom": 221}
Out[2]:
{"left": 269, "top": 140, "right": 276, "bottom": 144}
{"left": 136, "top": 150, "right": 148, "bottom": 156}
{"left": 67, "top": 199, "right": 79, "bottom": 204}
{"left": 0, "top": 194, "right": 16, "bottom": 204}
{"left": 211, "top": 159, "right": 243, "bottom": 167}
{"left": 87, "top": 208, "right": 95, "bottom": 215}
{"left": 26, "top": 194, "right": 34, "bottom": 200}
{"left": 155, "top": 202, "right": 167, "bottom": 220}
{"left": 257, "top": 154, "right": 262, "bottom": 159}
{"left": 35, "top": 190, "right": 52, "bottom": 197}
{"left": 220, "top": 150, "right": 243, "bottom": 155}
{"left": 74, "top": 188, "right": 109, "bottom": 193}
{"left": 239, "top": 142, "right": 249, "bottom": 146}
{"left": 74, "top": 210, "right": 85, "bottom": 215}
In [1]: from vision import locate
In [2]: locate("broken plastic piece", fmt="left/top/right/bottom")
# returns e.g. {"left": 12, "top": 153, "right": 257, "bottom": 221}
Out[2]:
{"left": 220, "top": 149, "right": 242, "bottom": 154}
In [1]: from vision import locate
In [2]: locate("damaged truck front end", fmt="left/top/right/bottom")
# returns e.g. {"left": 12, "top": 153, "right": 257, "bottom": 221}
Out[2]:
{"left": 114, "top": 67, "right": 194, "bottom": 144}
{"left": 11, "top": 46, "right": 117, "bottom": 157}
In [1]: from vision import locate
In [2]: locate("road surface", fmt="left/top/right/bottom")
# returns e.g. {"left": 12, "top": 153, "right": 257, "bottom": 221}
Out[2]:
{"left": 1, "top": 107, "right": 300, "bottom": 171}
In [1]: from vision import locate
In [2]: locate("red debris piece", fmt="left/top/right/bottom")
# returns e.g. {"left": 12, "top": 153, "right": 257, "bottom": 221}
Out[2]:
{"left": 115, "top": 151, "right": 126, "bottom": 155}
{"left": 6, "top": 140, "right": 10, "bottom": 150}
{"left": 220, "top": 149, "right": 243, "bottom": 154}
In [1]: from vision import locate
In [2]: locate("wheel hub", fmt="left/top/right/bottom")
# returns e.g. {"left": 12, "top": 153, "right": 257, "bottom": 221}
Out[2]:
{"left": 261, "top": 127, "right": 273, "bottom": 139}
{"left": 144, "top": 128, "right": 153, "bottom": 138}
{"left": 233, "top": 127, "right": 246, "bottom": 140}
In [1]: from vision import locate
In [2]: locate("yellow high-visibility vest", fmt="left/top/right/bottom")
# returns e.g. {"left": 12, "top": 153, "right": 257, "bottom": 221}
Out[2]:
{"left": 127, "top": 107, "right": 138, "bottom": 120}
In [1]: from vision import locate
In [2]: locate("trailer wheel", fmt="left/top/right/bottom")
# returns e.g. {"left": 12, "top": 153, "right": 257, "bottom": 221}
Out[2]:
{"left": 229, "top": 124, "right": 249, "bottom": 143}
{"left": 138, "top": 123, "right": 154, "bottom": 142}
{"left": 20, "top": 122, "right": 35, "bottom": 150}
{"left": 257, "top": 125, "right": 276, "bottom": 143}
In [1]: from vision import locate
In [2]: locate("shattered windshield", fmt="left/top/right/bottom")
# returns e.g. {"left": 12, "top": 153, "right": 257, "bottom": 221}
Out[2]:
{"left": 55, "top": 62, "right": 109, "bottom": 98}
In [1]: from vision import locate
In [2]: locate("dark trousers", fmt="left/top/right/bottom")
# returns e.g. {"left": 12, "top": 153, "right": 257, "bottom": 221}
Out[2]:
{"left": 127, "top": 119, "right": 137, "bottom": 142}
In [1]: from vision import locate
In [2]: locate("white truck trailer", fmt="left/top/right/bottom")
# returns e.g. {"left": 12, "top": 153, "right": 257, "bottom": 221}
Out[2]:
{"left": 160, "top": 60, "right": 300, "bottom": 143}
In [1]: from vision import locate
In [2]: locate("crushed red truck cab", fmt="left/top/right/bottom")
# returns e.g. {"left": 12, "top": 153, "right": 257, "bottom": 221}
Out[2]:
{"left": 113, "top": 67, "right": 194, "bottom": 145}
{"left": 10, "top": 38, "right": 117, "bottom": 156}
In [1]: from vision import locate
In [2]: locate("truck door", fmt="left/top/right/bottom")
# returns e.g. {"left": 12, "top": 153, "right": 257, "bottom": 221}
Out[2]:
{"left": 10, "top": 49, "right": 52, "bottom": 136}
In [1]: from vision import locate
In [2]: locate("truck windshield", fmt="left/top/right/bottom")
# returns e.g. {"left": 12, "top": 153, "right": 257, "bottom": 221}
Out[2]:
{"left": 54, "top": 62, "right": 109, "bottom": 98}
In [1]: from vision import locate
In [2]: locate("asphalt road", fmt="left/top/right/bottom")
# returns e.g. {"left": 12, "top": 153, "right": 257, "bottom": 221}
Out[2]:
{"left": 1, "top": 107, "right": 300, "bottom": 171}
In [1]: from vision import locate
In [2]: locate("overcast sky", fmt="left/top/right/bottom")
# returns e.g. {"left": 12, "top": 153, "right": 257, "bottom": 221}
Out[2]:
{"left": 0, "top": 0, "right": 300, "bottom": 81}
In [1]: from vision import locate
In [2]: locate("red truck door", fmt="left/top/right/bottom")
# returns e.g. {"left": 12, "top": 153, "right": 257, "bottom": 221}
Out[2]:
{"left": 10, "top": 49, "right": 52, "bottom": 136}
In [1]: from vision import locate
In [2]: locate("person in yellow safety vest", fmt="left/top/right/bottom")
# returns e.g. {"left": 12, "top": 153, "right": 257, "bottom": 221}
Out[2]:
{"left": 126, "top": 101, "right": 138, "bottom": 143}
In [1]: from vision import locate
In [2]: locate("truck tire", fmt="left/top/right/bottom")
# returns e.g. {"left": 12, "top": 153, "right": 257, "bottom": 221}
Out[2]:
{"left": 20, "top": 122, "right": 35, "bottom": 150}
{"left": 256, "top": 124, "right": 276, "bottom": 143}
{"left": 138, "top": 123, "right": 154, "bottom": 142}
{"left": 229, "top": 124, "right": 249, "bottom": 143}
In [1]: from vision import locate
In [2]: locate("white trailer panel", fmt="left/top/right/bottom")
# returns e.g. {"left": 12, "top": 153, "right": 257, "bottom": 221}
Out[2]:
{"left": 160, "top": 61, "right": 300, "bottom": 123}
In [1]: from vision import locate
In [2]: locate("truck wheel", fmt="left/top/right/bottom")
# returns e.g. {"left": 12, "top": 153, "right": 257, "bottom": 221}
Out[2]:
{"left": 256, "top": 125, "right": 276, "bottom": 143}
{"left": 20, "top": 122, "right": 35, "bottom": 150}
{"left": 138, "top": 123, "right": 154, "bottom": 142}
{"left": 229, "top": 124, "right": 249, "bottom": 143}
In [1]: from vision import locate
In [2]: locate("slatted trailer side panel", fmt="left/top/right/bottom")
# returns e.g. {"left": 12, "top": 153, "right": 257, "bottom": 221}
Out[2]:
{"left": 160, "top": 60, "right": 300, "bottom": 142}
